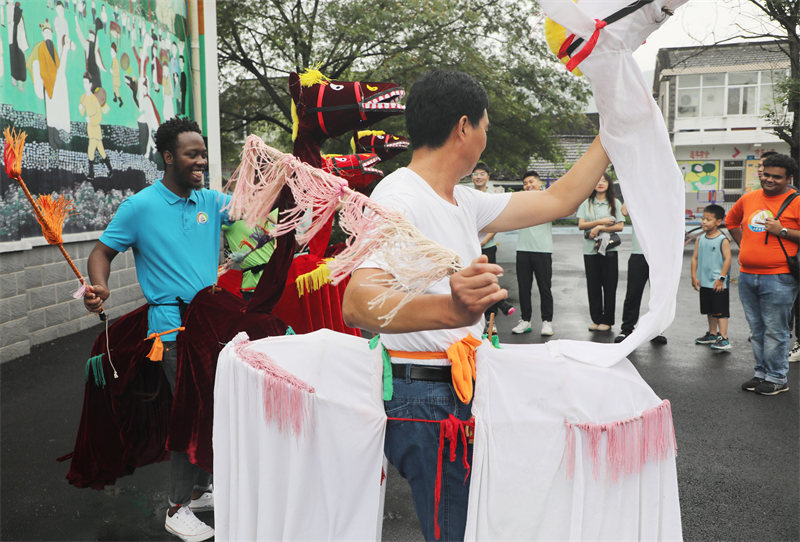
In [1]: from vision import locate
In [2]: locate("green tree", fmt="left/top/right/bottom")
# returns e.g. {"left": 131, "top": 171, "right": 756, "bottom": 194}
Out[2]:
{"left": 217, "top": 0, "right": 591, "bottom": 176}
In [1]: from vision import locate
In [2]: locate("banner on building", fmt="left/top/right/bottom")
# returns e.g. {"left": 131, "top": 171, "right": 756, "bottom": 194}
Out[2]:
{"left": 678, "top": 160, "right": 719, "bottom": 192}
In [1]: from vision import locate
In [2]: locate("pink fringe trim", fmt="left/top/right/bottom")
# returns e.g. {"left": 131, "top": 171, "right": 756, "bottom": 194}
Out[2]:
{"left": 231, "top": 333, "right": 316, "bottom": 437}
{"left": 224, "top": 136, "right": 462, "bottom": 326}
{"left": 563, "top": 399, "right": 677, "bottom": 483}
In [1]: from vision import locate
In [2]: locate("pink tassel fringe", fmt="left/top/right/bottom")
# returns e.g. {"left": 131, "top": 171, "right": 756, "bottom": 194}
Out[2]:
{"left": 563, "top": 399, "right": 677, "bottom": 483}
{"left": 231, "top": 334, "right": 315, "bottom": 438}
{"left": 225, "top": 136, "right": 462, "bottom": 326}
{"left": 72, "top": 282, "right": 88, "bottom": 299}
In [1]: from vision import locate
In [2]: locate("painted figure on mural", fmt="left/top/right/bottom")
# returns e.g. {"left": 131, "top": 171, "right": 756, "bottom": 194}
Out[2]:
{"left": 110, "top": 42, "right": 123, "bottom": 107}
{"left": 79, "top": 72, "right": 113, "bottom": 179}
{"left": 53, "top": 1, "right": 72, "bottom": 56}
{"left": 161, "top": 58, "right": 174, "bottom": 120}
{"left": 27, "top": 19, "right": 71, "bottom": 148}
{"left": 9, "top": 1, "right": 28, "bottom": 92}
{"left": 75, "top": 13, "right": 106, "bottom": 92}
{"left": 179, "top": 54, "right": 187, "bottom": 115}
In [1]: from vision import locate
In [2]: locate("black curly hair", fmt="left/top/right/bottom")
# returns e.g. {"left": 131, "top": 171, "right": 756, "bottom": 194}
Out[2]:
{"left": 154, "top": 116, "right": 202, "bottom": 160}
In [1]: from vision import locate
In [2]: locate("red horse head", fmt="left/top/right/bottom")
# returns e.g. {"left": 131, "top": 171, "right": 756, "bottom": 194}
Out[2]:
{"left": 351, "top": 130, "right": 410, "bottom": 162}
{"left": 289, "top": 69, "right": 405, "bottom": 165}
{"left": 321, "top": 153, "right": 383, "bottom": 190}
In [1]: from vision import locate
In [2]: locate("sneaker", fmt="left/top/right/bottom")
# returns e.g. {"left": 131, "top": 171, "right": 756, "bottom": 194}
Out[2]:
{"left": 541, "top": 321, "right": 553, "bottom": 336}
{"left": 754, "top": 381, "right": 789, "bottom": 396}
{"left": 741, "top": 377, "right": 764, "bottom": 392}
{"left": 588, "top": 323, "right": 599, "bottom": 331}
{"left": 165, "top": 506, "right": 214, "bottom": 542}
{"left": 695, "top": 332, "right": 717, "bottom": 345}
{"left": 710, "top": 337, "right": 732, "bottom": 351}
{"left": 511, "top": 320, "right": 532, "bottom": 334}
{"left": 650, "top": 335, "right": 668, "bottom": 345}
{"left": 613, "top": 333, "right": 626, "bottom": 343}
{"left": 499, "top": 300, "right": 515, "bottom": 316}
{"left": 596, "top": 324, "right": 611, "bottom": 332}
{"left": 790, "top": 341, "right": 800, "bottom": 363}
{"left": 188, "top": 491, "right": 214, "bottom": 512}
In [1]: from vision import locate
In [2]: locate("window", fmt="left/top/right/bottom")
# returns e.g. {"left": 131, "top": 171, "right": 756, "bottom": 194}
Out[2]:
{"left": 676, "top": 70, "right": 785, "bottom": 119}
{"left": 722, "top": 160, "right": 744, "bottom": 192}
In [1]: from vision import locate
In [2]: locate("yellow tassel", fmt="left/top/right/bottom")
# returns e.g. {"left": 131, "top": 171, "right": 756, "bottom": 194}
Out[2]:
{"left": 350, "top": 130, "right": 386, "bottom": 153}
{"left": 295, "top": 259, "right": 333, "bottom": 297}
{"left": 544, "top": 15, "right": 584, "bottom": 77}
{"left": 291, "top": 99, "right": 299, "bottom": 142}
{"left": 298, "top": 66, "right": 330, "bottom": 88}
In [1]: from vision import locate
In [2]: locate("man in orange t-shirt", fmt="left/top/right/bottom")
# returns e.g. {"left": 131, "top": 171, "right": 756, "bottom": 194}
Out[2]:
{"left": 727, "top": 153, "right": 800, "bottom": 396}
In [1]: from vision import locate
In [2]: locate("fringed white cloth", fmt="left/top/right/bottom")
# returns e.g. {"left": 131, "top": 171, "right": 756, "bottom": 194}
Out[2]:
{"left": 213, "top": 330, "right": 388, "bottom": 541}
{"left": 564, "top": 399, "right": 677, "bottom": 483}
{"left": 465, "top": 343, "right": 682, "bottom": 540}
{"left": 225, "top": 136, "right": 461, "bottom": 325}
{"left": 229, "top": 332, "right": 315, "bottom": 437}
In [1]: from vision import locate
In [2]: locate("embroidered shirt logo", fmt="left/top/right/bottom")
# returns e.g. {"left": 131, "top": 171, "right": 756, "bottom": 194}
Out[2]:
{"left": 197, "top": 212, "right": 208, "bottom": 225}
{"left": 747, "top": 209, "right": 772, "bottom": 233}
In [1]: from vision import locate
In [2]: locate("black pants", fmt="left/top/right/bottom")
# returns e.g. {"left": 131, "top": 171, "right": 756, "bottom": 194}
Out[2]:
{"left": 481, "top": 245, "right": 512, "bottom": 318}
{"left": 515, "top": 251, "right": 553, "bottom": 322}
{"left": 620, "top": 253, "right": 649, "bottom": 335}
{"left": 583, "top": 252, "right": 619, "bottom": 326}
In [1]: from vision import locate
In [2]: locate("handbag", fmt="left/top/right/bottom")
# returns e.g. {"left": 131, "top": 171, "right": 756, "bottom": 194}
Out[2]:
{"left": 767, "top": 191, "right": 800, "bottom": 281}
{"left": 585, "top": 200, "right": 622, "bottom": 253}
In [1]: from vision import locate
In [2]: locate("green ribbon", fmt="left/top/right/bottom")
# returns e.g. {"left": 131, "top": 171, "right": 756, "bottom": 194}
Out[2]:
{"left": 481, "top": 333, "right": 502, "bottom": 349}
{"left": 368, "top": 334, "right": 393, "bottom": 400}
{"left": 84, "top": 354, "right": 106, "bottom": 388}
{"left": 285, "top": 326, "right": 296, "bottom": 335}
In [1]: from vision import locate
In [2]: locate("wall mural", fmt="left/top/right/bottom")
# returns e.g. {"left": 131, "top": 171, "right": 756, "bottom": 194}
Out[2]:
{"left": 678, "top": 160, "right": 719, "bottom": 192}
{"left": 0, "top": 0, "right": 193, "bottom": 242}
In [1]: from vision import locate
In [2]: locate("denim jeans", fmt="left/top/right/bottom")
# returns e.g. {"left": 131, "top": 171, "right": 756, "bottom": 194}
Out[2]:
{"left": 738, "top": 273, "right": 798, "bottom": 384}
{"left": 384, "top": 369, "right": 473, "bottom": 542}
{"left": 162, "top": 345, "right": 212, "bottom": 506}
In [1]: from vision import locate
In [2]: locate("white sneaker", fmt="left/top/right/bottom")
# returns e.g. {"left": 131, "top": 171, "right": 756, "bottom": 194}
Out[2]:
{"left": 541, "top": 321, "right": 553, "bottom": 336}
{"left": 511, "top": 320, "right": 532, "bottom": 334}
{"left": 165, "top": 506, "right": 214, "bottom": 542}
{"left": 790, "top": 341, "right": 800, "bottom": 363}
{"left": 188, "top": 491, "right": 214, "bottom": 512}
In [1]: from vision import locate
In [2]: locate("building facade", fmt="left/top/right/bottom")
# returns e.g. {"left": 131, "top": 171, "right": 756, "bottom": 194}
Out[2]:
{"left": 653, "top": 40, "right": 791, "bottom": 220}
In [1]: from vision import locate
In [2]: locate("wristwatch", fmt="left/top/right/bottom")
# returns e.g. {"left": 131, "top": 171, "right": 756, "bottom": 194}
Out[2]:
{"left": 779, "top": 227, "right": 789, "bottom": 238}
{"left": 718, "top": 275, "right": 726, "bottom": 281}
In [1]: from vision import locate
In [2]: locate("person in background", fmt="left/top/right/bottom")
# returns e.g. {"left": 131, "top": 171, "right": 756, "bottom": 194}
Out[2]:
{"left": 511, "top": 171, "right": 554, "bottom": 336}
{"left": 728, "top": 153, "right": 800, "bottom": 395}
{"left": 472, "top": 161, "right": 515, "bottom": 326}
{"left": 576, "top": 172, "right": 624, "bottom": 332}
{"left": 691, "top": 204, "right": 732, "bottom": 351}
{"left": 614, "top": 203, "right": 667, "bottom": 344}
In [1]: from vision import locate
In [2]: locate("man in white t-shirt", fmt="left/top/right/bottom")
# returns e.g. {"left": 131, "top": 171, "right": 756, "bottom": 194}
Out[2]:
{"left": 342, "top": 69, "right": 610, "bottom": 541}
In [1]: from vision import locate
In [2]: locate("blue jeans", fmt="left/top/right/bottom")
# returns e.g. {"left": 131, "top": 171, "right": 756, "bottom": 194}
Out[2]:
{"left": 738, "top": 272, "right": 798, "bottom": 384}
{"left": 384, "top": 370, "right": 473, "bottom": 542}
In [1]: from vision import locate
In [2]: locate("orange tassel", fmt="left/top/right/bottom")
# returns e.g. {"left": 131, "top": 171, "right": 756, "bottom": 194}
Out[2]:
{"left": 145, "top": 327, "right": 186, "bottom": 361}
{"left": 3, "top": 127, "right": 26, "bottom": 180}
{"left": 33, "top": 194, "right": 77, "bottom": 245}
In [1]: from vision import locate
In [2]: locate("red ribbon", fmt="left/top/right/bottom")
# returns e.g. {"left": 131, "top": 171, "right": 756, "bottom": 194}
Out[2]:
{"left": 565, "top": 19, "right": 607, "bottom": 72}
{"left": 387, "top": 414, "right": 474, "bottom": 540}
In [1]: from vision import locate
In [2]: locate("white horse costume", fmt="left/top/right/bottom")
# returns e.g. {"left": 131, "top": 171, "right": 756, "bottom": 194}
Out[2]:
{"left": 213, "top": 1, "right": 689, "bottom": 539}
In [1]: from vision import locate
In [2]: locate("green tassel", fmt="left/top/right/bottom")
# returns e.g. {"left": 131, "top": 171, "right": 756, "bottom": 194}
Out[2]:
{"left": 84, "top": 354, "right": 106, "bottom": 388}
{"left": 368, "top": 334, "right": 380, "bottom": 349}
{"left": 381, "top": 345, "right": 393, "bottom": 401}
{"left": 285, "top": 326, "right": 296, "bottom": 335}
{"left": 490, "top": 335, "right": 501, "bottom": 349}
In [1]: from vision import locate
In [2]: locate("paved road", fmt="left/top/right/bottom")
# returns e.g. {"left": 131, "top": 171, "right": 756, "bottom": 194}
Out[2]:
{"left": 2, "top": 229, "right": 798, "bottom": 541}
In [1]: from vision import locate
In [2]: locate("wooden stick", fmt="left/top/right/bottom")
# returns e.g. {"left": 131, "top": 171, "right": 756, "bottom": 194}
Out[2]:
{"left": 488, "top": 313, "right": 495, "bottom": 341}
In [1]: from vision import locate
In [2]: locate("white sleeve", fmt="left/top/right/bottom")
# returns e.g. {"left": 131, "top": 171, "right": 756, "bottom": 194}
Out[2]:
{"left": 457, "top": 186, "right": 512, "bottom": 232}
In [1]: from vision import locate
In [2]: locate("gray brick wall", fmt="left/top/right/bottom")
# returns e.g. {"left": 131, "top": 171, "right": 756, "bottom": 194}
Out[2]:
{"left": 0, "top": 238, "right": 146, "bottom": 363}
